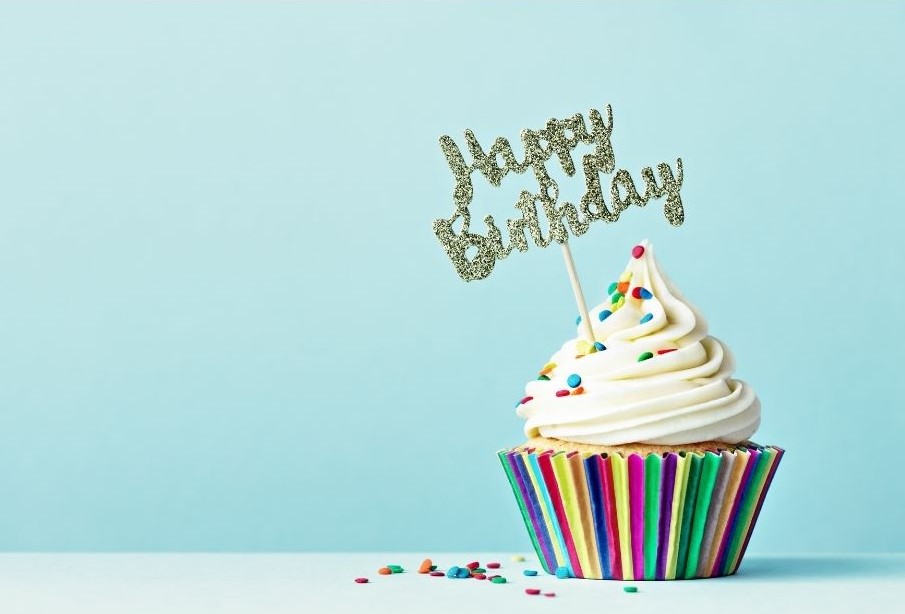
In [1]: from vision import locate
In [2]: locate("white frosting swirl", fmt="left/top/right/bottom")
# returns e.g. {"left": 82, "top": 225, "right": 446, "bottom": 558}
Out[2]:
{"left": 517, "top": 241, "right": 760, "bottom": 445}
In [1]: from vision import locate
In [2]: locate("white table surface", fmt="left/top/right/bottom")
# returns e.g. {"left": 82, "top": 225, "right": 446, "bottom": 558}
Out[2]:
{"left": 0, "top": 553, "right": 902, "bottom": 614}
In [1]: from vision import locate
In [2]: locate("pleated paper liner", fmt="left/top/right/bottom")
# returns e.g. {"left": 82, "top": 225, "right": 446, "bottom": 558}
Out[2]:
{"left": 498, "top": 443, "right": 783, "bottom": 580}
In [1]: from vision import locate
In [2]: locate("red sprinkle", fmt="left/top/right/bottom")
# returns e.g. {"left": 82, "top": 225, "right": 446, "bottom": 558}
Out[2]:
{"left": 487, "top": 575, "right": 500, "bottom": 580}
{"left": 429, "top": 571, "right": 445, "bottom": 577}
{"left": 555, "top": 390, "right": 570, "bottom": 397}
{"left": 486, "top": 562, "right": 501, "bottom": 569}
{"left": 544, "top": 592, "right": 556, "bottom": 597}
{"left": 657, "top": 348, "right": 678, "bottom": 355}
{"left": 466, "top": 561, "right": 480, "bottom": 570}
{"left": 632, "top": 245, "right": 645, "bottom": 259}
{"left": 354, "top": 577, "right": 369, "bottom": 584}
{"left": 473, "top": 573, "right": 487, "bottom": 580}
{"left": 526, "top": 588, "right": 541, "bottom": 595}
{"left": 520, "top": 396, "right": 533, "bottom": 404}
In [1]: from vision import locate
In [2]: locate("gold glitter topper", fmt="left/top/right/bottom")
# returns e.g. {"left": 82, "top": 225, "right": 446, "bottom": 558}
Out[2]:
{"left": 433, "top": 105, "right": 684, "bottom": 282}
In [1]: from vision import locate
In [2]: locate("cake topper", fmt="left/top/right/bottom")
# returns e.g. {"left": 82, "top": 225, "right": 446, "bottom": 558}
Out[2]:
{"left": 432, "top": 105, "right": 685, "bottom": 343}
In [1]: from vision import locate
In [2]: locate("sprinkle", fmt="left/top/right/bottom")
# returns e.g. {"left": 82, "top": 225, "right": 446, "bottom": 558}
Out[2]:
{"left": 430, "top": 565, "right": 437, "bottom": 571}
{"left": 523, "top": 569, "right": 538, "bottom": 576}
{"left": 520, "top": 396, "right": 533, "bottom": 405}
{"left": 418, "top": 559, "right": 432, "bottom": 574}
{"left": 544, "top": 592, "right": 556, "bottom": 597}
{"left": 555, "top": 566, "right": 571, "bottom": 579}
{"left": 575, "top": 315, "right": 581, "bottom": 325}
{"left": 540, "top": 362, "right": 556, "bottom": 375}
{"left": 465, "top": 561, "right": 479, "bottom": 571}
{"left": 378, "top": 567, "right": 392, "bottom": 575}
{"left": 490, "top": 576, "right": 507, "bottom": 584}
{"left": 473, "top": 567, "right": 485, "bottom": 573}
{"left": 623, "top": 585, "right": 639, "bottom": 593}
{"left": 354, "top": 577, "right": 369, "bottom": 583}
{"left": 632, "top": 287, "right": 653, "bottom": 300}
{"left": 555, "top": 390, "right": 570, "bottom": 397}
{"left": 511, "top": 555, "right": 525, "bottom": 562}
{"left": 446, "top": 566, "right": 460, "bottom": 578}
{"left": 594, "top": 341, "right": 606, "bottom": 351}
{"left": 617, "top": 281, "right": 630, "bottom": 294}
{"left": 567, "top": 374, "right": 581, "bottom": 388}
{"left": 637, "top": 352, "right": 654, "bottom": 362}
{"left": 456, "top": 567, "right": 471, "bottom": 578}
{"left": 537, "top": 375, "right": 550, "bottom": 381}
{"left": 487, "top": 562, "right": 501, "bottom": 569}
{"left": 387, "top": 565, "right": 403, "bottom": 573}
{"left": 473, "top": 573, "right": 486, "bottom": 580}
{"left": 619, "top": 271, "right": 633, "bottom": 282}
{"left": 658, "top": 348, "right": 677, "bottom": 355}
{"left": 612, "top": 296, "right": 625, "bottom": 310}
{"left": 526, "top": 588, "right": 541, "bottom": 595}
{"left": 487, "top": 575, "right": 500, "bottom": 580}
{"left": 607, "top": 281, "right": 618, "bottom": 294}
{"left": 598, "top": 309, "right": 611, "bottom": 322}
{"left": 640, "top": 313, "right": 653, "bottom": 324}
{"left": 429, "top": 571, "right": 445, "bottom": 577}
{"left": 611, "top": 292, "right": 624, "bottom": 304}
{"left": 632, "top": 245, "right": 645, "bottom": 259}
{"left": 572, "top": 386, "right": 584, "bottom": 395}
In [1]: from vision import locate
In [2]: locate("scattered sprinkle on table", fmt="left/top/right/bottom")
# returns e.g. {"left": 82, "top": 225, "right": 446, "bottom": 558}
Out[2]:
{"left": 418, "top": 558, "right": 432, "bottom": 574}
{"left": 544, "top": 592, "right": 556, "bottom": 597}
{"left": 429, "top": 571, "right": 444, "bottom": 577}
{"left": 490, "top": 576, "right": 507, "bottom": 584}
{"left": 523, "top": 569, "right": 538, "bottom": 576}
{"left": 354, "top": 577, "right": 368, "bottom": 584}
{"left": 486, "top": 562, "right": 501, "bottom": 569}
{"left": 377, "top": 567, "right": 391, "bottom": 575}
{"left": 473, "top": 573, "right": 486, "bottom": 580}
{"left": 387, "top": 565, "right": 403, "bottom": 573}
{"left": 623, "top": 585, "right": 638, "bottom": 593}
{"left": 465, "top": 561, "right": 479, "bottom": 570}
{"left": 525, "top": 588, "right": 541, "bottom": 595}
{"left": 511, "top": 555, "right": 525, "bottom": 562}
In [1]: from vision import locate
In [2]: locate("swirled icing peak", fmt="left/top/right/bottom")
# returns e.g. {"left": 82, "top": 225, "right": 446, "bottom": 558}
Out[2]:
{"left": 516, "top": 241, "right": 760, "bottom": 446}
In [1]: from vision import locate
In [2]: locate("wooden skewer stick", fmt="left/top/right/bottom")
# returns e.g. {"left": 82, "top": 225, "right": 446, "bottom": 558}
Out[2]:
{"left": 561, "top": 241, "right": 595, "bottom": 342}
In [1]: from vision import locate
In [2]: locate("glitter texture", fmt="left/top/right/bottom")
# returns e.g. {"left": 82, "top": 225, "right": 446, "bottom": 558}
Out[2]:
{"left": 434, "top": 105, "right": 684, "bottom": 281}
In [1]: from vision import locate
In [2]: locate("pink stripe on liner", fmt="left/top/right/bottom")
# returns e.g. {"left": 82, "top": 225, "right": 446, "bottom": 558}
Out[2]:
{"left": 628, "top": 454, "right": 645, "bottom": 580}
{"left": 710, "top": 448, "right": 760, "bottom": 576}
{"left": 537, "top": 452, "right": 584, "bottom": 578}
{"left": 600, "top": 456, "right": 622, "bottom": 579}
{"left": 732, "top": 447, "right": 785, "bottom": 574}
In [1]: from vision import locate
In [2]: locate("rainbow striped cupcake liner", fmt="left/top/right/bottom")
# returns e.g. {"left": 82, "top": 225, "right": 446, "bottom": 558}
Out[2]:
{"left": 498, "top": 443, "right": 783, "bottom": 580}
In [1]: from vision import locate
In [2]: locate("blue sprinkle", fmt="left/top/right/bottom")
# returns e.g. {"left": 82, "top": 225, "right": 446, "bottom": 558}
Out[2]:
{"left": 638, "top": 288, "right": 653, "bottom": 299}
{"left": 523, "top": 569, "right": 538, "bottom": 576}
{"left": 640, "top": 313, "right": 654, "bottom": 324}
{"left": 555, "top": 566, "right": 571, "bottom": 579}
{"left": 456, "top": 567, "right": 471, "bottom": 578}
{"left": 567, "top": 374, "right": 581, "bottom": 388}
{"left": 447, "top": 566, "right": 460, "bottom": 578}
{"left": 598, "top": 309, "right": 612, "bottom": 322}
{"left": 575, "top": 315, "right": 581, "bottom": 325}
{"left": 594, "top": 342, "right": 606, "bottom": 351}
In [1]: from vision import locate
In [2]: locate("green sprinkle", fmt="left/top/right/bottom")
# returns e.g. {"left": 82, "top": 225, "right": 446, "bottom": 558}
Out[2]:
{"left": 607, "top": 281, "right": 618, "bottom": 294}
{"left": 623, "top": 585, "right": 638, "bottom": 593}
{"left": 387, "top": 565, "right": 404, "bottom": 573}
{"left": 430, "top": 565, "right": 437, "bottom": 571}
{"left": 490, "top": 576, "right": 507, "bottom": 584}
{"left": 637, "top": 352, "right": 653, "bottom": 362}
{"left": 537, "top": 375, "right": 550, "bottom": 381}
{"left": 611, "top": 292, "right": 624, "bottom": 304}
{"left": 474, "top": 567, "right": 485, "bottom": 573}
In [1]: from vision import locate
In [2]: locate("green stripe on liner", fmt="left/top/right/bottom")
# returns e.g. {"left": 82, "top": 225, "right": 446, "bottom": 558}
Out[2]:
{"left": 498, "top": 451, "right": 544, "bottom": 563}
{"left": 723, "top": 448, "right": 774, "bottom": 574}
{"left": 675, "top": 453, "right": 702, "bottom": 579}
{"left": 643, "top": 454, "right": 661, "bottom": 579}
{"left": 684, "top": 452, "right": 721, "bottom": 578}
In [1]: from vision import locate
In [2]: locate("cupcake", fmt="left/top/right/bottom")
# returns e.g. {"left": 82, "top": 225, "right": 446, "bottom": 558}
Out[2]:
{"left": 499, "top": 241, "right": 783, "bottom": 580}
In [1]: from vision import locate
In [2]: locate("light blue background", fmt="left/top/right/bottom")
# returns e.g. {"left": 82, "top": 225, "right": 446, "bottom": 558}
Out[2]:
{"left": 1, "top": 2, "right": 902, "bottom": 553}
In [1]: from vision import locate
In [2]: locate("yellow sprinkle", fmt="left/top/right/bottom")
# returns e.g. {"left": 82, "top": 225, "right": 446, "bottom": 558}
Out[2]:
{"left": 612, "top": 296, "right": 625, "bottom": 311}
{"left": 619, "top": 271, "right": 633, "bottom": 282}
{"left": 576, "top": 340, "right": 592, "bottom": 355}
{"left": 511, "top": 555, "right": 525, "bottom": 562}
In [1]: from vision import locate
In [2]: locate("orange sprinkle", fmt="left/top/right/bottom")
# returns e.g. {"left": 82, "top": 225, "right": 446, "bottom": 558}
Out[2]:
{"left": 617, "top": 281, "right": 630, "bottom": 294}
{"left": 418, "top": 558, "right": 433, "bottom": 574}
{"left": 378, "top": 567, "right": 392, "bottom": 575}
{"left": 572, "top": 386, "right": 585, "bottom": 395}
